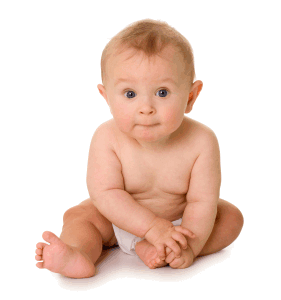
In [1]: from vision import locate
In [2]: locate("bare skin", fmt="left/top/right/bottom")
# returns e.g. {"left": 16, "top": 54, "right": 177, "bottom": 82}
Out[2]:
{"left": 135, "top": 239, "right": 194, "bottom": 269}
{"left": 135, "top": 239, "right": 171, "bottom": 269}
{"left": 36, "top": 47, "right": 244, "bottom": 278}
{"left": 35, "top": 119, "right": 244, "bottom": 277}
{"left": 35, "top": 198, "right": 243, "bottom": 277}
{"left": 36, "top": 231, "right": 96, "bottom": 278}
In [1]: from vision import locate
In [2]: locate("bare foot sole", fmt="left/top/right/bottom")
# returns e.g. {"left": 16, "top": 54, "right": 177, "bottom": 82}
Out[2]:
{"left": 135, "top": 239, "right": 169, "bottom": 269}
{"left": 35, "top": 231, "right": 95, "bottom": 279}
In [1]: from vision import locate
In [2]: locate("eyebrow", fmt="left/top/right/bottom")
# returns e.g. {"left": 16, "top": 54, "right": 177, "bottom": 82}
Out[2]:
{"left": 114, "top": 77, "right": 177, "bottom": 86}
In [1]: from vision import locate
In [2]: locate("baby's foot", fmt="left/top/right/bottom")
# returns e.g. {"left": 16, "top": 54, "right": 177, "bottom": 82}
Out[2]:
{"left": 135, "top": 239, "right": 169, "bottom": 269}
{"left": 35, "top": 231, "right": 95, "bottom": 278}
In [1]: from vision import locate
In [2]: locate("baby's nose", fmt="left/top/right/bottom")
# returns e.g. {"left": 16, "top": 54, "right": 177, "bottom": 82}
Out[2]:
{"left": 139, "top": 103, "right": 156, "bottom": 115}
{"left": 140, "top": 108, "right": 155, "bottom": 115}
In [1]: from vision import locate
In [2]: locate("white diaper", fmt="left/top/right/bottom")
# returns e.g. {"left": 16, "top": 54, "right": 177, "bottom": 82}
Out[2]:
{"left": 112, "top": 218, "right": 183, "bottom": 256}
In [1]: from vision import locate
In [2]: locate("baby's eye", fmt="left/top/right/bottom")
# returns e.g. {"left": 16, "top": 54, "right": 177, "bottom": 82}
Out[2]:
{"left": 124, "top": 90, "right": 136, "bottom": 99}
{"left": 156, "top": 89, "right": 168, "bottom": 97}
{"left": 124, "top": 89, "right": 169, "bottom": 99}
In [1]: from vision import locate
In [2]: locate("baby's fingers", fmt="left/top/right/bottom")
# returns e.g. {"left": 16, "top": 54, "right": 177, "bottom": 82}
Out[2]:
{"left": 171, "top": 231, "right": 188, "bottom": 249}
{"left": 165, "top": 249, "right": 176, "bottom": 264}
{"left": 174, "top": 226, "right": 196, "bottom": 238}
{"left": 166, "top": 240, "right": 182, "bottom": 258}
{"left": 155, "top": 244, "right": 166, "bottom": 261}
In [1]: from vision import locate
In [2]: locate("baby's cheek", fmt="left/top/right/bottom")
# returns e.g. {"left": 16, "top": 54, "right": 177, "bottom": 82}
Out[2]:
{"left": 163, "top": 110, "right": 174, "bottom": 120}
{"left": 163, "top": 109, "right": 181, "bottom": 126}
{"left": 117, "top": 117, "right": 130, "bottom": 131}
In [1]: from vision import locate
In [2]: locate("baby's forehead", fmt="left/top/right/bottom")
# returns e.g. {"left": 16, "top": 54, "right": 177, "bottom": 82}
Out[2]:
{"left": 106, "top": 46, "right": 189, "bottom": 85}
{"left": 113, "top": 52, "right": 183, "bottom": 77}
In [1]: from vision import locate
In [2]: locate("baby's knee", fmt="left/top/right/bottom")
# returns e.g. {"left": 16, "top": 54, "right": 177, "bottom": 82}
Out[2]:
{"left": 231, "top": 206, "right": 244, "bottom": 233}
{"left": 63, "top": 205, "right": 88, "bottom": 223}
{"left": 224, "top": 205, "right": 244, "bottom": 243}
{"left": 218, "top": 200, "right": 244, "bottom": 232}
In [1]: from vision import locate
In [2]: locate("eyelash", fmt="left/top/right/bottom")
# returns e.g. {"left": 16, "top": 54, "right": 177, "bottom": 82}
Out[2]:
{"left": 123, "top": 88, "right": 169, "bottom": 98}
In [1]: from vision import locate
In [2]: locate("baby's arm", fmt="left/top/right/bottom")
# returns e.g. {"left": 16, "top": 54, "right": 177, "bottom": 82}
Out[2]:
{"left": 87, "top": 123, "right": 156, "bottom": 237}
{"left": 180, "top": 129, "right": 221, "bottom": 258}
{"left": 165, "top": 129, "right": 220, "bottom": 266}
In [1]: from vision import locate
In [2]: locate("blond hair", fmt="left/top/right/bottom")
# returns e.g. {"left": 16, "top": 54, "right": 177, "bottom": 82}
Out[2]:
{"left": 100, "top": 19, "right": 196, "bottom": 88}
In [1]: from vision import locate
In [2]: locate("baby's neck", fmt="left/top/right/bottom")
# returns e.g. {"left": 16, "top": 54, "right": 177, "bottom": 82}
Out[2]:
{"left": 135, "top": 136, "right": 172, "bottom": 152}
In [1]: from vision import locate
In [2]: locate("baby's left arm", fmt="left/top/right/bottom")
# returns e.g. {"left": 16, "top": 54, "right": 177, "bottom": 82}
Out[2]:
{"left": 181, "top": 128, "right": 221, "bottom": 258}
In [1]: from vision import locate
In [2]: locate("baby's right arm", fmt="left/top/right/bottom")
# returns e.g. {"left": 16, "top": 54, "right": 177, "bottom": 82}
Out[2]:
{"left": 86, "top": 123, "right": 158, "bottom": 237}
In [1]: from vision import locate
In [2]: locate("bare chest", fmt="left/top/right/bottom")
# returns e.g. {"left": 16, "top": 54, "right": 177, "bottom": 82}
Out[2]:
{"left": 114, "top": 136, "right": 197, "bottom": 201}
{"left": 115, "top": 140, "right": 197, "bottom": 221}
{"left": 107, "top": 117, "right": 202, "bottom": 220}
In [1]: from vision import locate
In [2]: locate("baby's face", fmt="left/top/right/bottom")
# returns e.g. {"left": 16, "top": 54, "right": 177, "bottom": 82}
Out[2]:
{"left": 98, "top": 45, "right": 192, "bottom": 147}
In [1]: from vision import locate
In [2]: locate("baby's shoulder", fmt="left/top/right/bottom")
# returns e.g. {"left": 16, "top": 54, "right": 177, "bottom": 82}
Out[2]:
{"left": 184, "top": 117, "right": 219, "bottom": 150}
{"left": 94, "top": 118, "right": 114, "bottom": 134}
{"left": 91, "top": 119, "right": 118, "bottom": 149}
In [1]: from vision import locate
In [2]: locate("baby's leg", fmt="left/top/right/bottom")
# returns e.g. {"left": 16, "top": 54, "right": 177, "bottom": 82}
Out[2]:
{"left": 35, "top": 199, "right": 116, "bottom": 278}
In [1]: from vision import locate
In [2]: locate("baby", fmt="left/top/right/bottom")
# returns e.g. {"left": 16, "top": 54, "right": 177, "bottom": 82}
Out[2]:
{"left": 35, "top": 19, "right": 244, "bottom": 278}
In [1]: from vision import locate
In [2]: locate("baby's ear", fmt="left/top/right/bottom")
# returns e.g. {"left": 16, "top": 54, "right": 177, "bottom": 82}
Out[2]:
{"left": 185, "top": 81, "right": 203, "bottom": 114}
{"left": 191, "top": 80, "right": 203, "bottom": 99}
{"left": 97, "top": 84, "right": 109, "bottom": 104}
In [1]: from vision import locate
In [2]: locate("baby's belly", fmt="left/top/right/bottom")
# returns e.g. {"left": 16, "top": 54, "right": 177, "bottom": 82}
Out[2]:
{"left": 133, "top": 195, "right": 187, "bottom": 222}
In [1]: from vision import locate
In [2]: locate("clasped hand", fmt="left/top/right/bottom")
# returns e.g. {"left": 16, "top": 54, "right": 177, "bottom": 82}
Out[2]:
{"left": 144, "top": 217, "right": 195, "bottom": 261}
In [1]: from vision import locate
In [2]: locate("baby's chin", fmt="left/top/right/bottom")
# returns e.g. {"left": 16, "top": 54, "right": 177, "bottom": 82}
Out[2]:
{"left": 117, "top": 123, "right": 171, "bottom": 144}
{"left": 134, "top": 132, "right": 173, "bottom": 147}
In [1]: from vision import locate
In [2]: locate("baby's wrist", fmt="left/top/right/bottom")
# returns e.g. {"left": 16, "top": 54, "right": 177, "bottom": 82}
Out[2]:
{"left": 144, "top": 217, "right": 158, "bottom": 241}
{"left": 144, "top": 217, "right": 171, "bottom": 242}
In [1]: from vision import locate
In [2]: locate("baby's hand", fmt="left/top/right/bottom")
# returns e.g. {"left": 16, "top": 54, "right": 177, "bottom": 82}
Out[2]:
{"left": 144, "top": 217, "right": 195, "bottom": 260}
{"left": 165, "top": 244, "right": 194, "bottom": 269}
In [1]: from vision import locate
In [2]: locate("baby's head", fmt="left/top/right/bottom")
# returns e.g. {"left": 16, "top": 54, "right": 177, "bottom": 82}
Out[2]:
{"left": 97, "top": 19, "right": 203, "bottom": 148}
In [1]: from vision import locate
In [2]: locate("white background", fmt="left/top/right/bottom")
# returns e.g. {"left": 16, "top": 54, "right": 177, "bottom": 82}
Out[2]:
{"left": 1, "top": 0, "right": 280, "bottom": 299}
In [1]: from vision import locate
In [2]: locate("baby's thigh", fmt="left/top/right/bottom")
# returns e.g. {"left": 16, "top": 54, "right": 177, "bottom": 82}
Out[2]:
{"left": 78, "top": 198, "right": 117, "bottom": 246}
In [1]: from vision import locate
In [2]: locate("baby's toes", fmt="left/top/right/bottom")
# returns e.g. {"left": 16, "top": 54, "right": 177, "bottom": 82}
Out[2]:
{"left": 35, "top": 243, "right": 47, "bottom": 261}
{"left": 148, "top": 260, "right": 156, "bottom": 269}
{"left": 35, "top": 254, "right": 42, "bottom": 261}
{"left": 35, "top": 247, "right": 43, "bottom": 256}
{"left": 36, "top": 261, "right": 44, "bottom": 269}
{"left": 36, "top": 242, "right": 47, "bottom": 251}
{"left": 150, "top": 257, "right": 167, "bottom": 269}
{"left": 148, "top": 258, "right": 160, "bottom": 269}
{"left": 35, "top": 249, "right": 43, "bottom": 261}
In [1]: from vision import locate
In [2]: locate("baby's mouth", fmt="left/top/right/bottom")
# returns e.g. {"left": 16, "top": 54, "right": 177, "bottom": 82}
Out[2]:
{"left": 138, "top": 123, "right": 159, "bottom": 127}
